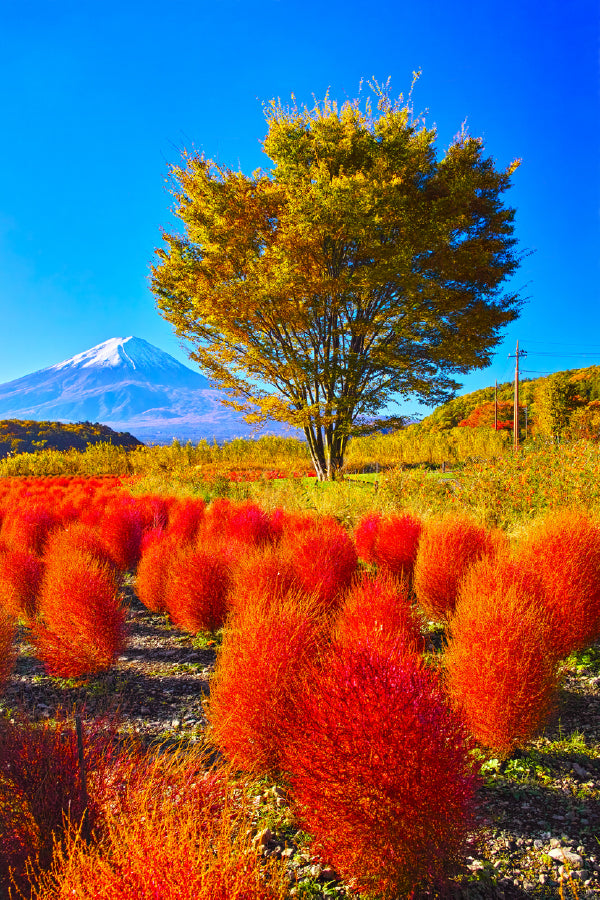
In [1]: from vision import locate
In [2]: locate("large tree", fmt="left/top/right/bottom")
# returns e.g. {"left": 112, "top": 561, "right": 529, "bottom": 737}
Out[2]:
{"left": 152, "top": 82, "right": 523, "bottom": 479}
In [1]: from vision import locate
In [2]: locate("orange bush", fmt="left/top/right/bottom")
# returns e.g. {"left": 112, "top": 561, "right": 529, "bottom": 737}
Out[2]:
{"left": 0, "top": 605, "right": 15, "bottom": 692}
{"left": 414, "top": 514, "right": 504, "bottom": 622}
{"left": 517, "top": 508, "right": 600, "bottom": 656}
{"left": 283, "top": 517, "right": 358, "bottom": 611}
{"left": 96, "top": 498, "right": 144, "bottom": 572}
{"left": 355, "top": 512, "right": 422, "bottom": 582}
{"left": 228, "top": 545, "right": 298, "bottom": 613}
{"left": 44, "top": 523, "right": 117, "bottom": 575}
{"left": 31, "top": 750, "right": 289, "bottom": 900}
{"left": 334, "top": 571, "right": 424, "bottom": 657}
{"left": 444, "top": 554, "right": 559, "bottom": 757}
{"left": 165, "top": 545, "right": 232, "bottom": 634}
{"left": 0, "top": 547, "right": 44, "bottom": 621}
{"left": 136, "top": 534, "right": 182, "bottom": 614}
{"left": 208, "top": 592, "right": 323, "bottom": 775}
{"left": 167, "top": 497, "right": 206, "bottom": 543}
{"left": 0, "top": 503, "right": 59, "bottom": 555}
{"left": 33, "top": 545, "right": 126, "bottom": 678}
{"left": 284, "top": 646, "right": 478, "bottom": 897}
{"left": 227, "top": 502, "right": 276, "bottom": 547}
{"left": 0, "top": 716, "right": 121, "bottom": 894}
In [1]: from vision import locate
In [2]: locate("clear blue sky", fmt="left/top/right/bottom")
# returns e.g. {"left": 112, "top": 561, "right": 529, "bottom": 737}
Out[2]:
{"left": 0, "top": 0, "right": 598, "bottom": 420}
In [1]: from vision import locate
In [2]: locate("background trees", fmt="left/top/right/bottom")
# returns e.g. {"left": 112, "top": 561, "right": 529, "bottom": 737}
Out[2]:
{"left": 152, "top": 83, "right": 523, "bottom": 479}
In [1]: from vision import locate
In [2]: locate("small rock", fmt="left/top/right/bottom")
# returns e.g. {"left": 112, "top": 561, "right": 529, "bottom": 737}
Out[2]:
{"left": 171, "top": 719, "right": 181, "bottom": 729}
{"left": 252, "top": 828, "right": 273, "bottom": 849}
{"left": 281, "top": 848, "right": 294, "bottom": 859}
{"left": 320, "top": 868, "right": 337, "bottom": 882}
{"left": 309, "top": 865, "right": 322, "bottom": 878}
{"left": 467, "top": 859, "right": 485, "bottom": 871}
{"left": 539, "top": 874, "right": 547, "bottom": 884}
{"left": 573, "top": 763, "right": 589, "bottom": 778}
{"left": 550, "top": 849, "right": 583, "bottom": 868}
{"left": 533, "top": 840, "right": 544, "bottom": 850}
{"left": 550, "top": 838, "right": 562, "bottom": 849}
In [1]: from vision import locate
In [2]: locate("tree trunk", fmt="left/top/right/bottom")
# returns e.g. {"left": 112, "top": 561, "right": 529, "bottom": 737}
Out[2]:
{"left": 304, "top": 424, "right": 347, "bottom": 481}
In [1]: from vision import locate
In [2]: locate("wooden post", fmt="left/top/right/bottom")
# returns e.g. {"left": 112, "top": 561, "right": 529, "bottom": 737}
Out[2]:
{"left": 513, "top": 341, "right": 519, "bottom": 450}
{"left": 494, "top": 380, "right": 498, "bottom": 431}
{"left": 75, "top": 715, "right": 90, "bottom": 841}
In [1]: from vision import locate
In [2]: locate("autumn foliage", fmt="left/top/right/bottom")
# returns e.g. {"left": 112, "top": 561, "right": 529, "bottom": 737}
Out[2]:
{"left": 0, "top": 547, "right": 44, "bottom": 621}
{"left": 414, "top": 514, "right": 504, "bottom": 622}
{"left": 284, "top": 646, "right": 479, "bottom": 897}
{"left": 334, "top": 571, "right": 424, "bottom": 658}
{"left": 0, "top": 606, "right": 15, "bottom": 692}
{"left": 136, "top": 534, "right": 182, "bottom": 614}
{"left": 283, "top": 516, "right": 358, "bottom": 611}
{"left": 0, "top": 716, "right": 121, "bottom": 894}
{"left": 33, "top": 543, "right": 126, "bottom": 678}
{"left": 444, "top": 554, "right": 559, "bottom": 756}
{"left": 354, "top": 511, "right": 422, "bottom": 582}
{"left": 165, "top": 545, "right": 232, "bottom": 634}
{"left": 208, "top": 592, "right": 323, "bottom": 775}
{"left": 516, "top": 508, "right": 600, "bottom": 656}
{"left": 31, "top": 748, "right": 289, "bottom": 900}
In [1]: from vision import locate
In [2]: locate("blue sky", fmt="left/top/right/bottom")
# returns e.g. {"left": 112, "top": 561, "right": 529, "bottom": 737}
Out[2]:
{"left": 0, "top": 0, "right": 598, "bottom": 420}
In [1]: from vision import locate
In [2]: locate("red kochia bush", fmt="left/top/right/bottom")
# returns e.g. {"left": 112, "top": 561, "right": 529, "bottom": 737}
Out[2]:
{"left": 31, "top": 750, "right": 289, "bottom": 900}
{"left": 0, "top": 606, "right": 15, "bottom": 691}
{"left": 44, "top": 523, "right": 117, "bottom": 574}
{"left": 227, "top": 502, "right": 276, "bottom": 547}
{"left": 228, "top": 545, "right": 298, "bottom": 613}
{"left": 33, "top": 546, "right": 126, "bottom": 678}
{"left": 284, "top": 647, "right": 478, "bottom": 898}
{"left": 0, "top": 548, "right": 44, "bottom": 621}
{"left": 444, "top": 554, "right": 559, "bottom": 757}
{"left": 167, "top": 497, "right": 206, "bottom": 543}
{"left": 208, "top": 592, "right": 323, "bottom": 775}
{"left": 136, "top": 534, "right": 182, "bottom": 614}
{"left": 165, "top": 545, "right": 232, "bottom": 634}
{"left": 284, "top": 517, "right": 358, "bottom": 611}
{"left": 355, "top": 512, "right": 422, "bottom": 582}
{"left": 97, "top": 498, "right": 144, "bottom": 572}
{"left": 414, "top": 514, "right": 504, "bottom": 622}
{"left": 334, "top": 571, "right": 424, "bottom": 657}
{"left": 517, "top": 508, "right": 600, "bottom": 656}
{"left": 0, "top": 504, "right": 59, "bottom": 555}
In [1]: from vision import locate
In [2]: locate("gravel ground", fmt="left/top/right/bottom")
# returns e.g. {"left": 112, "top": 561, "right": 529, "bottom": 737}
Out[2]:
{"left": 1, "top": 585, "right": 599, "bottom": 900}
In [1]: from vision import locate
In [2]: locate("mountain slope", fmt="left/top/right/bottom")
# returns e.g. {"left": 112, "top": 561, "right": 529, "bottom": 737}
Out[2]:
{"left": 414, "top": 365, "right": 600, "bottom": 432}
{"left": 0, "top": 337, "right": 295, "bottom": 443}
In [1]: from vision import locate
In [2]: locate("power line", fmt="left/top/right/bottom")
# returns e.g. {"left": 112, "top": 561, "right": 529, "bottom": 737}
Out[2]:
{"left": 520, "top": 339, "right": 600, "bottom": 350}
{"left": 526, "top": 352, "right": 600, "bottom": 358}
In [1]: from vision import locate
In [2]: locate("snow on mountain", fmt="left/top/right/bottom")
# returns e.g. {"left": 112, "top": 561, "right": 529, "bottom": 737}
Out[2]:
{"left": 0, "top": 337, "right": 296, "bottom": 444}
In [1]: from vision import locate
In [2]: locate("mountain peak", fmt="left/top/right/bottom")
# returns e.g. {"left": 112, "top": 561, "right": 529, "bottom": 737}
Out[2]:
{"left": 50, "top": 336, "right": 189, "bottom": 374}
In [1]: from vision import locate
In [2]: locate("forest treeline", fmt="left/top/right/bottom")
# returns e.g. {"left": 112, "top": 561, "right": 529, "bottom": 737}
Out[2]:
{"left": 0, "top": 420, "right": 142, "bottom": 460}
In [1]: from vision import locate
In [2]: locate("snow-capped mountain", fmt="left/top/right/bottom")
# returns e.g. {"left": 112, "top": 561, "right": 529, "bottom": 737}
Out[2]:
{"left": 0, "top": 336, "right": 295, "bottom": 444}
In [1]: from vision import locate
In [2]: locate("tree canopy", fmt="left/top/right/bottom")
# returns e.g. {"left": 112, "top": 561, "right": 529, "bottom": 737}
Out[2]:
{"left": 152, "top": 81, "right": 523, "bottom": 479}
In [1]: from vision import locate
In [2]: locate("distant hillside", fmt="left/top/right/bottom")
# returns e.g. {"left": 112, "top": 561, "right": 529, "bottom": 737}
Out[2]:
{"left": 415, "top": 365, "right": 600, "bottom": 433}
{"left": 0, "top": 420, "right": 142, "bottom": 459}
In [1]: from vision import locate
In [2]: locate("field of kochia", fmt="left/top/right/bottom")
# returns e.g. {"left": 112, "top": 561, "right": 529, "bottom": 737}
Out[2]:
{"left": 0, "top": 440, "right": 599, "bottom": 899}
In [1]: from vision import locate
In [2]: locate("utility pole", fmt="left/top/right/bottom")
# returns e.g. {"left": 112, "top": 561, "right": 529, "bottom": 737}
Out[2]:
{"left": 494, "top": 380, "right": 498, "bottom": 431}
{"left": 508, "top": 341, "right": 527, "bottom": 451}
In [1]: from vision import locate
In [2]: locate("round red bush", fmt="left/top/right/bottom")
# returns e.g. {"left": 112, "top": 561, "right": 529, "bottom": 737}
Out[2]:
{"left": 165, "top": 546, "right": 232, "bottom": 634}
{"left": 414, "top": 514, "right": 504, "bottom": 622}
{"left": 284, "top": 646, "right": 478, "bottom": 897}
